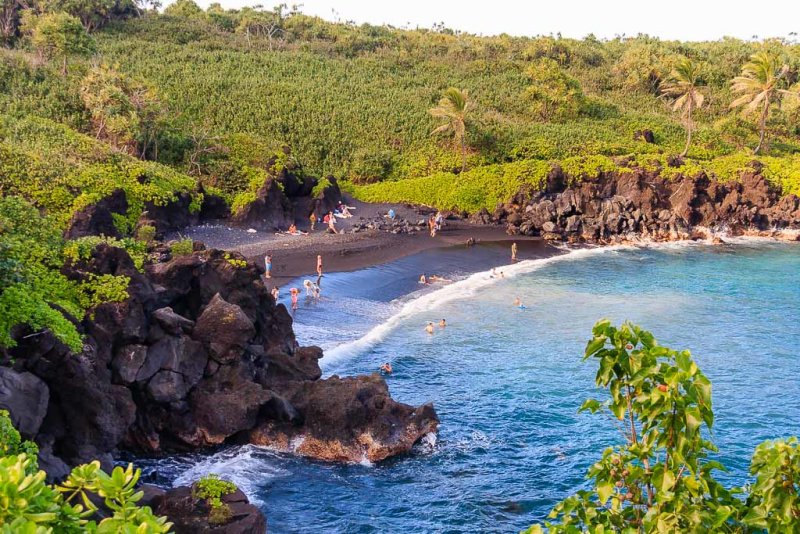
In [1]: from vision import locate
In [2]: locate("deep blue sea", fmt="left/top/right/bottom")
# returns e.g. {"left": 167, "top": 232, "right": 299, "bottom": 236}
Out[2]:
{"left": 144, "top": 239, "right": 800, "bottom": 533}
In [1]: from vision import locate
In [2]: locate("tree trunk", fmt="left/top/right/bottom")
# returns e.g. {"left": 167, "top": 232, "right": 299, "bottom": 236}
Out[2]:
{"left": 680, "top": 102, "right": 693, "bottom": 158}
{"left": 754, "top": 97, "right": 769, "bottom": 154}
{"left": 62, "top": 55, "right": 67, "bottom": 76}
{"left": 460, "top": 136, "right": 466, "bottom": 172}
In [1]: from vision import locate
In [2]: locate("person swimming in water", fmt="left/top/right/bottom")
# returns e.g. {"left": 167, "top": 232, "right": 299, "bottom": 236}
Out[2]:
{"left": 429, "top": 275, "right": 451, "bottom": 283}
{"left": 419, "top": 274, "right": 428, "bottom": 284}
{"left": 425, "top": 322, "right": 434, "bottom": 334}
{"left": 380, "top": 362, "right": 393, "bottom": 374}
{"left": 514, "top": 296, "right": 525, "bottom": 309}
{"left": 439, "top": 319, "right": 447, "bottom": 328}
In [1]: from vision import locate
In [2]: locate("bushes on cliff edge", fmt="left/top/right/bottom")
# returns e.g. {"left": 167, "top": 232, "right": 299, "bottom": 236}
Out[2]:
{"left": 0, "top": 197, "right": 133, "bottom": 351}
{"left": 524, "top": 321, "right": 800, "bottom": 533}
{"left": 351, "top": 154, "right": 800, "bottom": 213}
{"left": 0, "top": 410, "right": 172, "bottom": 532}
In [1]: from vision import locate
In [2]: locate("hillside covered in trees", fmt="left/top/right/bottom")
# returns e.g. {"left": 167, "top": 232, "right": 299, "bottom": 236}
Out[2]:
{"left": 2, "top": 0, "right": 800, "bottom": 349}
{"left": 3, "top": 0, "right": 800, "bottom": 212}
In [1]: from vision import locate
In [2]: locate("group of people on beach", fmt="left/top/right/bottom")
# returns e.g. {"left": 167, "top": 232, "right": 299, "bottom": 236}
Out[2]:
{"left": 264, "top": 253, "right": 325, "bottom": 311}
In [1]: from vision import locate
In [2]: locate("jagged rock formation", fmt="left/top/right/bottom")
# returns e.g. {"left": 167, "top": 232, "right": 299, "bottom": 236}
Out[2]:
{"left": 0, "top": 243, "right": 438, "bottom": 478}
{"left": 64, "top": 188, "right": 129, "bottom": 239}
{"left": 493, "top": 167, "right": 800, "bottom": 242}
{"left": 309, "top": 175, "right": 343, "bottom": 218}
{"left": 143, "top": 484, "right": 266, "bottom": 534}
{"left": 231, "top": 178, "right": 295, "bottom": 230}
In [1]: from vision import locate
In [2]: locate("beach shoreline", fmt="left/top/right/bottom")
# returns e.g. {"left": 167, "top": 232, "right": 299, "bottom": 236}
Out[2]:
{"left": 182, "top": 220, "right": 555, "bottom": 286}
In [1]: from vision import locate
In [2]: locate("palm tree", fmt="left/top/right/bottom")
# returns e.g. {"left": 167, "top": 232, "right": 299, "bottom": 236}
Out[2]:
{"left": 661, "top": 58, "right": 705, "bottom": 157}
{"left": 429, "top": 87, "right": 472, "bottom": 172}
{"left": 730, "top": 51, "right": 791, "bottom": 154}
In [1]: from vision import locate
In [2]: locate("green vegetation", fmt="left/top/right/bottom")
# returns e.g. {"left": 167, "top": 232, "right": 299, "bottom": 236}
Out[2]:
{"left": 524, "top": 321, "right": 800, "bottom": 533}
{"left": 169, "top": 237, "right": 193, "bottom": 256}
{"left": 194, "top": 474, "right": 237, "bottom": 525}
{"left": 660, "top": 58, "right": 705, "bottom": 157}
{"left": 429, "top": 87, "right": 472, "bottom": 172}
{"left": 0, "top": 410, "right": 172, "bottom": 532}
{"left": 1, "top": 1, "right": 800, "bottom": 348}
{"left": 0, "top": 197, "right": 134, "bottom": 351}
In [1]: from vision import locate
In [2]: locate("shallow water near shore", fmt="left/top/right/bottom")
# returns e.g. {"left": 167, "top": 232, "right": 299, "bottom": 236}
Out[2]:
{"left": 139, "top": 239, "right": 800, "bottom": 533}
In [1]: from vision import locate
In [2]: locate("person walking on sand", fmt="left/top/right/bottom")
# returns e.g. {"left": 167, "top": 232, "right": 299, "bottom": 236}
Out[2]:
{"left": 264, "top": 254, "right": 272, "bottom": 279}
{"left": 426, "top": 322, "right": 435, "bottom": 334}
{"left": 309, "top": 212, "right": 317, "bottom": 231}
{"left": 511, "top": 242, "right": 518, "bottom": 262}
{"left": 327, "top": 211, "right": 338, "bottom": 234}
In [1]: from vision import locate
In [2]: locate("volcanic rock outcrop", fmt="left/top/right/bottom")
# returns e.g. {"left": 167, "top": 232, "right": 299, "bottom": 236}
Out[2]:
{"left": 493, "top": 167, "right": 800, "bottom": 242}
{"left": 0, "top": 242, "right": 438, "bottom": 475}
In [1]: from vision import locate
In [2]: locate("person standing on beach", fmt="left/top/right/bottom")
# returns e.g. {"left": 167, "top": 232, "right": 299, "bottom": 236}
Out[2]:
{"left": 290, "top": 287, "right": 299, "bottom": 310}
{"left": 317, "top": 255, "right": 323, "bottom": 278}
{"left": 265, "top": 254, "right": 272, "bottom": 279}
{"left": 327, "top": 212, "right": 338, "bottom": 234}
{"left": 309, "top": 212, "right": 317, "bottom": 231}
{"left": 271, "top": 286, "right": 280, "bottom": 301}
{"left": 511, "top": 242, "right": 518, "bottom": 262}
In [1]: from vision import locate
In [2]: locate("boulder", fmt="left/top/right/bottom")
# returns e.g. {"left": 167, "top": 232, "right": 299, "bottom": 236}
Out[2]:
{"left": 0, "top": 367, "right": 49, "bottom": 438}
{"left": 64, "top": 188, "right": 128, "bottom": 239}
{"left": 112, "top": 344, "right": 148, "bottom": 385}
{"left": 153, "top": 485, "right": 266, "bottom": 534}
{"left": 248, "top": 374, "right": 439, "bottom": 463}
{"left": 309, "top": 176, "right": 342, "bottom": 217}
{"left": 188, "top": 363, "right": 271, "bottom": 445}
{"left": 193, "top": 294, "right": 256, "bottom": 364}
{"left": 231, "top": 178, "right": 293, "bottom": 231}
{"left": 152, "top": 308, "right": 195, "bottom": 336}
{"left": 140, "top": 192, "right": 200, "bottom": 237}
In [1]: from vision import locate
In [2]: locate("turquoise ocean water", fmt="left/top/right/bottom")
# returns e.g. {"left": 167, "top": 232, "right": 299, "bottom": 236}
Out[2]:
{"left": 143, "top": 239, "right": 800, "bottom": 533}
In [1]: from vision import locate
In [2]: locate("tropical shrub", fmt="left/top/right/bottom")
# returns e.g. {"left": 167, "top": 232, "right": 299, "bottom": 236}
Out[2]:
{"left": 0, "top": 197, "right": 133, "bottom": 351}
{"left": 169, "top": 237, "right": 194, "bottom": 256}
{"left": 524, "top": 320, "right": 800, "bottom": 533}
{"left": 0, "top": 410, "right": 172, "bottom": 532}
{"left": 194, "top": 474, "right": 237, "bottom": 525}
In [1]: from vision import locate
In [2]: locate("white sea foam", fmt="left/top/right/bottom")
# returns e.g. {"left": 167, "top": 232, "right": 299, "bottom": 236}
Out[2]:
{"left": 171, "top": 445, "right": 285, "bottom": 505}
{"left": 321, "top": 244, "right": 634, "bottom": 367}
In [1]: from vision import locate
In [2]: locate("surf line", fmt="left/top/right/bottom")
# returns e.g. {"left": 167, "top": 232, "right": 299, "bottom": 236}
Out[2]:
{"left": 321, "top": 244, "right": 633, "bottom": 367}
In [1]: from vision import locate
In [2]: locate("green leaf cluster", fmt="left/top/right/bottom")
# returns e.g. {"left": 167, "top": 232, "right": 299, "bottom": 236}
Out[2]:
{"left": 526, "top": 321, "right": 800, "bottom": 533}
{"left": 0, "top": 410, "right": 173, "bottom": 533}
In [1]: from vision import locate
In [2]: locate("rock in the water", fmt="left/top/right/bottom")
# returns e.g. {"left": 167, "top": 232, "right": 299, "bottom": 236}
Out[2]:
{"left": 248, "top": 374, "right": 439, "bottom": 463}
{"left": 153, "top": 485, "right": 266, "bottom": 534}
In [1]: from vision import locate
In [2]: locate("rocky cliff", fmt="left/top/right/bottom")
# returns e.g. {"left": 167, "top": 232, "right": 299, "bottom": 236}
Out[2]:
{"left": 0, "top": 243, "right": 438, "bottom": 480}
{"left": 489, "top": 166, "right": 800, "bottom": 242}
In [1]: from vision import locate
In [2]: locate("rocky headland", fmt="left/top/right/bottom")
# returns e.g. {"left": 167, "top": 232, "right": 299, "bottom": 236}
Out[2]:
{"left": 481, "top": 165, "right": 800, "bottom": 243}
{"left": 0, "top": 240, "right": 438, "bottom": 473}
